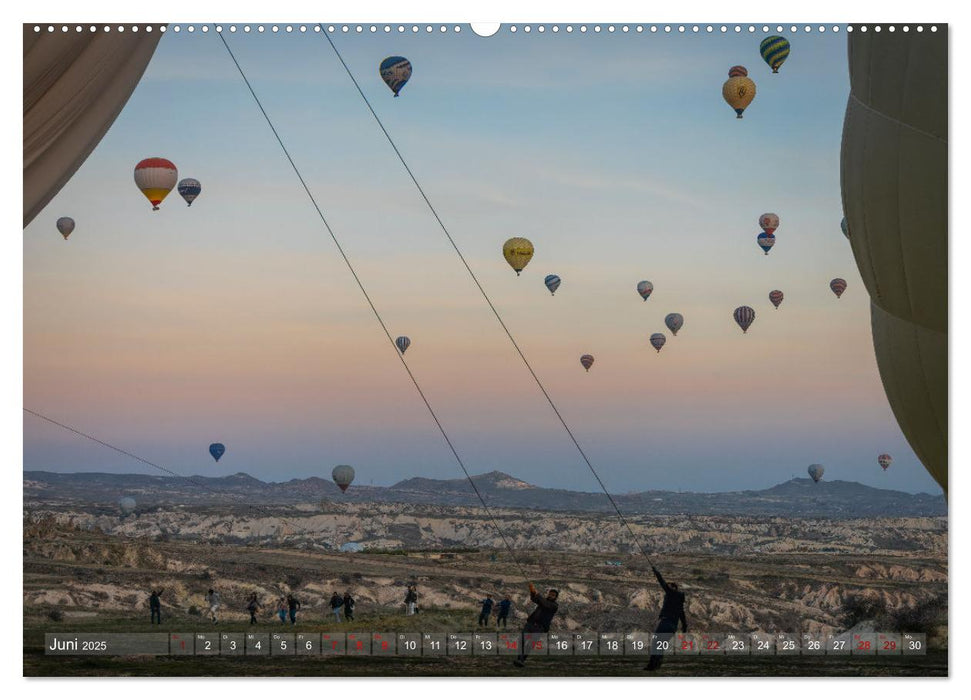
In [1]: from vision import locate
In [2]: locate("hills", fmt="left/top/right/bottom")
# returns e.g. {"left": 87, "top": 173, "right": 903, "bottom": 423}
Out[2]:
{"left": 23, "top": 470, "right": 946, "bottom": 518}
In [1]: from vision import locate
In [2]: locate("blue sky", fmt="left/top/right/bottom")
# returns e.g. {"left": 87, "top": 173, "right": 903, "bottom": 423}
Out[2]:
{"left": 22, "top": 25, "right": 944, "bottom": 494}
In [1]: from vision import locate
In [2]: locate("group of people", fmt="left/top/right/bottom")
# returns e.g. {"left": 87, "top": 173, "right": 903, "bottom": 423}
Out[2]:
{"left": 477, "top": 594, "right": 512, "bottom": 628}
{"left": 146, "top": 565, "right": 689, "bottom": 671}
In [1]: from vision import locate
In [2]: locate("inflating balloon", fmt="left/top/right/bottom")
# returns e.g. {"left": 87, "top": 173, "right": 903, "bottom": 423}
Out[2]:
{"left": 759, "top": 213, "right": 780, "bottom": 235}
{"left": 760, "top": 35, "right": 791, "bottom": 73}
{"left": 396, "top": 336, "right": 411, "bottom": 354}
{"left": 118, "top": 496, "right": 136, "bottom": 514}
{"left": 332, "top": 465, "right": 355, "bottom": 493}
{"left": 830, "top": 278, "right": 847, "bottom": 299}
{"left": 544, "top": 274, "right": 561, "bottom": 296}
{"left": 769, "top": 290, "right": 784, "bottom": 309}
{"left": 580, "top": 354, "right": 594, "bottom": 372}
{"left": 209, "top": 443, "right": 225, "bottom": 462}
{"left": 649, "top": 333, "right": 667, "bottom": 353}
{"left": 878, "top": 453, "right": 893, "bottom": 471}
{"left": 56, "top": 217, "right": 75, "bottom": 240}
{"left": 808, "top": 464, "right": 825, "bottom": 483}
{"left": 723, "top": 66, "right": 756, "bottom": 118}
{"left": 380, "top": 56, "right": 412, "bottom": 96}
{"left": 636, "top": 280, "right": 654, "bottom": 301}
{"left": 733, "top": 306, "right": 755, "bottom": 333}
{"left": 502, "top": 237, "right": 534, "bottom": 275}
{"left": 177, "top": 178, "right": 201, "bottom": 206}
{"left": 664, "top": 313, "right": 683, "bottom": 336}
{"left": 134, "top": 157, "right": 177, "bottom": 211}
{"left": 757, "top": 232, "right": 775, "bottom": 255}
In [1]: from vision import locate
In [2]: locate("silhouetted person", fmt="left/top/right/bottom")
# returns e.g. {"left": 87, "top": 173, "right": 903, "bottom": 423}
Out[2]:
{"left": 645, "top": 565, "right": 687, "bottom": 672}
{"left": 405, "top": 585, "right": 418, "bottom": 616}
{"left": 478, "top": 595, "right": 495, "bottom": 626}
{"left": 205, "top": 588, "right": 221, "bottom": 624}
{"left": 496, "top": 595, "right": 511, "bottom": 628}
{"left": 287, "top": 594, "right": 301, "bottom": 624}
{"left": 513, "top": 583, "right": 558, "bottom": 667}
{"left": 343, "top": 592, "right": 355, "bottom": 622}
{"left": 276, "top": 596, "right": 288, "bottom": 624}
{"left": 330, "top": 592, "right": 344, "bottom": 622}
{"left": 247, "top": 593, "right": 260, "bottom": 625}
{"left": 149, "top": 588, "right": 164, "bottom": 625}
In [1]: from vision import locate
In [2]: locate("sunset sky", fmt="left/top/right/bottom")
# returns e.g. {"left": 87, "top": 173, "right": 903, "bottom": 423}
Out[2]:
{"left": 22, "top": 25, "right": 943, "bottom": 494}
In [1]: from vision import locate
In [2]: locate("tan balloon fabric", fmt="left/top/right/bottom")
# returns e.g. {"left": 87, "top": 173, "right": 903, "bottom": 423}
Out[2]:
{"left": 840, "top": 27, "right": 948, "bottom": 494}
{"left": 23, "top": 24, "right": 164, "bottom": 227}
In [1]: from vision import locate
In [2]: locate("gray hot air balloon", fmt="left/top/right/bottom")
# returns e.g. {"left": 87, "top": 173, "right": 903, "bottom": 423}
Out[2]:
{"left": 807, "top": 464, "right": 824, "bottom": 483}
{"left": 649, "top": 333, "right": 666, "bottom": 353}
{"left": 56, "top": 216, "right": 75, "bottom": 240}
{"left": 636, "top": 280, "right": 653, "bottom": 301}
{"left": 733, "top": 306, "right": 755, "bottom": 333}
{"left": 332, "top": 465, "right": 355, "bottom": 493}
{"left": 395, "top": 336, "right": 411, "bottom": 354}
{"left": 664, "top": 313, "right": 683, "bottom": 336}
{"left": 841, "top": 27, "right": 947, "bottom": 495}
{"left": 118, "top": 496, "right": 136, "bottom": 514}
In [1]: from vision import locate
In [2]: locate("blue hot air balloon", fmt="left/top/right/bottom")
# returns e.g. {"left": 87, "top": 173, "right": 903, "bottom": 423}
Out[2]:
{"left": 209, "top": 443, "right": 226, "bottom": 462}
{"left": 177, "top": 178, "right": 201, "bottom": 206}
{"left": 544, "top": 274, "right": 561, "bottom": 295}
{"left": 757, "top": 232, "right": 775, "bottom": 255}
{"left": 380, "top": 56, "right": 412, "bottom": 96}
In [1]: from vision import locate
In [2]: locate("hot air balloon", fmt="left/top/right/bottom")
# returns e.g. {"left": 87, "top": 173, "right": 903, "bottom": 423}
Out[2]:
{"left": 807, "top": 464, "right": 824, "bottom": 483}
{"left": 878, "top": 453, "right": 893, "bottom": 471}
{"left": 502, "top": 237, "right": 534, "bottom": 275}
{"left": 134, "top": 157, "right": 177, "bottom": 210}
{"left": 118, "top": 496, "right": 136, "bottom": 514}
{"left": 723, "top": 66, "right": 756, "bottom": 119}
{"left": 769, "top": 290, "right": 784, "bottom": 309}
{"left": 209, "top": 443, "right": 225, "bottom": 462}
{"left": 733, "top": 306, "right": 755, "bottom": 333}
{"left": 757, "top": 232, "right": 775, "bottom": 255}
{"left": 332, "top": 465, "right": 355, "bottom": 493}
{"left": 840, "top": 216, "right": 849, "bottom": 240}
{"left": 177, "top": 178, "right": 201, "bottom": 206}
{"left": 380, "top": 56, "right": 412, "bottom": 96}
{"left": 580, "top": 354, "right": 594, "bottom": 372}
{"left": 636, "top": 280, "right": 654, "bottom": 301}
{"left": 759, "top": 213, "right": 780, "bottom": 235}
{"left": 544, "top": 274, "right": 561, "bottom": 296}
{"left": 649, "top": 333, "right": 666, "bottom": 353}
{"left": 830, "top": 278, "right": 847, "bottom": 299}
{"left": 841, "top": 28, "right": 947, "bottom": 495}
{"left": 760, "top": 35, "right": 791, "bottom": 73}
{"left": 664, "top": 313, "right": 683, "bottom": 336}
{"left": 396, "top": 336, "right": 411, "bottom": 354}
{"left": 56, "top": 216, "right": 75, "bottom": 240}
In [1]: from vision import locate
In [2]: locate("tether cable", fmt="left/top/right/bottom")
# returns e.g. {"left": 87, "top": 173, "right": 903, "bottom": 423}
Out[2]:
{"left": 215, "top": 27, "right": 532, "bottom": 583}
{"left": 321, "top": 29, "right": 655, "bottom": 568}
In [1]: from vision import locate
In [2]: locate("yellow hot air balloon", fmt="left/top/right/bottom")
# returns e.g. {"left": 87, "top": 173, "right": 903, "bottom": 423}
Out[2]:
{"left": 841, "top": 28, "right": 947, "bottom": 495}
{"left": 134, "top": 157, "right": 178, "bottom": 210}
{"left": 722, "top": 66, "right": 756, "bottom": 119}
{"left": 502, "top": 237, "right": 534, "bottom": 275}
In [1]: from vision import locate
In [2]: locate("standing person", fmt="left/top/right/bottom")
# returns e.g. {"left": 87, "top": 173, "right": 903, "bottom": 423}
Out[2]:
{"left": 404, "top": 585, "right": 418, "bottom": 616}
{"left": 343, "top": 591, "right": 355, "bottom": 622}
{"left": 246, "top": 593, "right": 260, "bottom": 625}
{"left": 330, "top": 592, "right": 344, "bottom": 623}
{"left": 513, "top": 583, "right": 559, "bottom": 668}
{"left": 287, "top": 593, "right": 301, "bottom": 625}
{"left": 478, "top": 595, "right": 495, "bottom": 627}
{"left": 149, "top": 588, "right": 164, "bottom": 625}
{"left": 276, "top": 596, "right": 288, "bottom": 624}
{"left": 495, "top": 595, "right": 511, "bottom": 628}
{"left": 644, "top": 565, "right": 688, "bottom": 672}
{"left": 204, "top": 588, "right": 221, "bottom": 624}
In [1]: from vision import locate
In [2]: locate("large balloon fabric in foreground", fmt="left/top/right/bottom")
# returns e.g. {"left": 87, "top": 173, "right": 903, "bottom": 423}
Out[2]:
{"left": 841, "top": 28, "right": 947, "bottom": 494}
{"left": 209, "top": 443, "right": 225, "bottom": 462}
{"left": 502, "top": 237, "right": 534, "bottom": 275}
{"left": 760, "top": 35, "right": 791, "bottom": 73}
{"left": 380, "top": 56, "right": 412, "bottom": 96}
{"left": 808, "top": 464, "right": 825, "bottom": 483}
{"left": 332, "top": 465, "right": 355, "bottom": 492}
{"left": 723, "top": 66, "right": 756, "bottom": 118}
{"left": 134, "top": 157, "right": 177, "bottom": 210}
{"left": 733, "top": 306, "right": 755, "bottom": 333}
{"left": 56, "top": 216, "right": 74, "bottom": 240}
{"left": 580, "top": 354, "right": 594, "bottom": 372}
